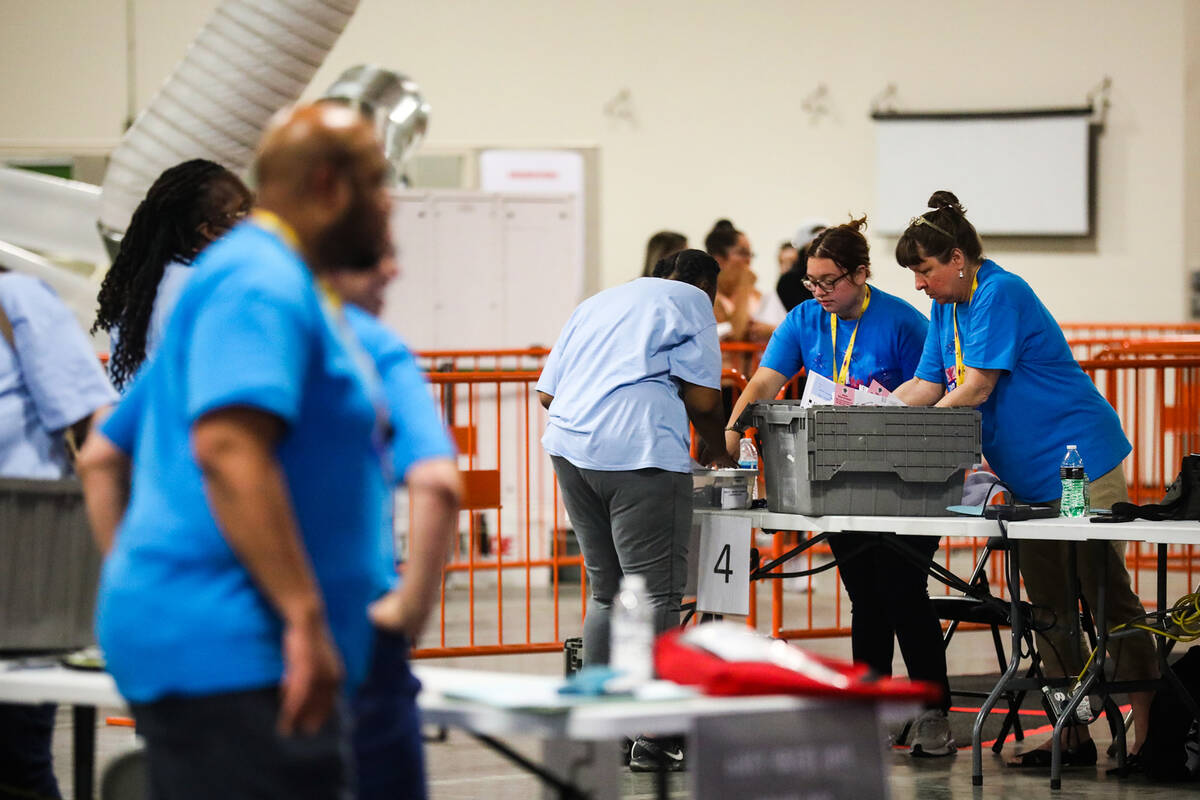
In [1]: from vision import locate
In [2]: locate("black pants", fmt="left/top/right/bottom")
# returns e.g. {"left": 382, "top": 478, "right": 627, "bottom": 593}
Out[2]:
{"left": 827, "top": 532, "right": 950, "bottom": 712}
{"left": 0, "top": 703, "right": 60, "bottom": 800}
{"left": 351, "top": 631, "right": 426, "bottom": 800}
{"left": 132, "top": 687, "right": 351, "bottom": 800}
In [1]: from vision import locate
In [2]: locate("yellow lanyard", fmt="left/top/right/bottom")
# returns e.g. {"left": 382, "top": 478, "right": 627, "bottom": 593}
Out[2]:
{"left": 830, "top": 286, "right": 871, "bottom": 385}
{"left": 952, "top": 273, "right": 980, "bottom": 386}
{"left": 253, "top": 209, "right": 390, "bottom": 466}
{"left": 250, "top": 209, "right": 302, "bottom": 253}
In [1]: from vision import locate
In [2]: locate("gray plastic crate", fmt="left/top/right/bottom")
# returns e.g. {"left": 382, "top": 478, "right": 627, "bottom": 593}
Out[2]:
{"left": 748, "top": 403, "right": 981, "bottom": 516}
{"left": 0, "top": 477, "right": 100, "bottom": 652}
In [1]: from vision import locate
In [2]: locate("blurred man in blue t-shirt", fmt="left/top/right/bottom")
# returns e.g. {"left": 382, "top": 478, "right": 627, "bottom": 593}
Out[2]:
{"left": 76, "top": 104, "right": 428, "bottom": 800}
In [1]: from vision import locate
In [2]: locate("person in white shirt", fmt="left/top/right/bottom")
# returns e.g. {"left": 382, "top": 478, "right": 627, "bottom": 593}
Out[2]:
{"left": 0, "top": 269, "right": 116, "bottom": 798}
{"left": 537, "top": 249, "right": 735, "bottom": 772}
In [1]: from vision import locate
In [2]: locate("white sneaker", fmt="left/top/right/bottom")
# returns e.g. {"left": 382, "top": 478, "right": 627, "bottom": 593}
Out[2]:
{"left": 909, "top": 709, "right": 957, "bottom": 757}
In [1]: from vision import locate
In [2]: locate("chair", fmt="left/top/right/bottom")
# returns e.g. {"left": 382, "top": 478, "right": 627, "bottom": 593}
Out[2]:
{"left": 895, "top": 534, "right": 1043, "bottom": 752}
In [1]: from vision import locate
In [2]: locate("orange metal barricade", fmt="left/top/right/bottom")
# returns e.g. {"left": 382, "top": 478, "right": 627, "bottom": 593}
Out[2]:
{"left": 1063, "top": 324, "right": 1200, "bottom": 360}
{"left": 1081, "top": 347, "right": 1200, "bottom": 597}
{"left": 405, "top": 336, "right": 1200, "bottom": 657}
{"left": 404, "top": 370, "right": 588, "bottom": 658}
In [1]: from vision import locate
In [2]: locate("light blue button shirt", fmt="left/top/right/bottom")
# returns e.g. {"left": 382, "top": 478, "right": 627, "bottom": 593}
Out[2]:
{"left": 0, "top": 273, "right": 117, "bottom": 478}
{"left": 537, "top": 278, "right": 721, "bottom": 474}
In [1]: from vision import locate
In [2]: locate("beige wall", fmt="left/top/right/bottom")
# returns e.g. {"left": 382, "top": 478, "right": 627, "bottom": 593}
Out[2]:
{"left": 0, "top": 0, "right": 1192, "bottom": 322}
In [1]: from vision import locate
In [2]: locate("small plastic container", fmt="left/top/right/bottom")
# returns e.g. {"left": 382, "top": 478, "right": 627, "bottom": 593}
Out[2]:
{"left": 692, "top": 468, "right": 758, "bottom": 510}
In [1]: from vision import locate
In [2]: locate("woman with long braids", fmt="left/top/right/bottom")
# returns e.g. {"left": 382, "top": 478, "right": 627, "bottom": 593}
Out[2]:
{"left": 93, "top": 159, "right": 253, "bottom": 389}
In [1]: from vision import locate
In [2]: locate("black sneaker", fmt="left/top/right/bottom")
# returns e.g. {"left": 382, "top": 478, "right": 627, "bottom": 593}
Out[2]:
{"left": 629, "top": 735, "right": 686, "bottom": 772}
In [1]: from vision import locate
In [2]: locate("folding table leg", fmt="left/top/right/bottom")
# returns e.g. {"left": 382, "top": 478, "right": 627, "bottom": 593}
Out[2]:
{"left": 973, "top": 537, "right": 1023, "bottom": 786}
{"left": 73, "top": 705, "right": 96, "bottom": 800}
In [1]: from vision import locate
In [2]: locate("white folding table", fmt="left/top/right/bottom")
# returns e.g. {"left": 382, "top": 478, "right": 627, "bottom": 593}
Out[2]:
{"left": 694, "top": 508, "right": 1200, "bottom": 789}
{"left": 0, "top": 662, "right": 912, "bottom": 800}
{"left": 998, "top": 517, "right": 1200, "bottom": 789}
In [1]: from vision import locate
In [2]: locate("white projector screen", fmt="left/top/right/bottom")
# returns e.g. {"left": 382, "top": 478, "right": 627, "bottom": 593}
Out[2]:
{"left": 874, "top": 112, "right": 1092, "bottom": 236}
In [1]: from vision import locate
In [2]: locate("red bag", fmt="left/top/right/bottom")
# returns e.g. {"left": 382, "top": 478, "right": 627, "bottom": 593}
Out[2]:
{"left": 655, "top": 625, "right": 941, "bottom": 704}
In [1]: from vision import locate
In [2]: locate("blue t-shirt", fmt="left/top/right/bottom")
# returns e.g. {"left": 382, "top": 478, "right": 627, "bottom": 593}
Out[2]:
{"left": 537, "top": 278, "right": 721, "bottom": 473}
{"left": 96, "top": 221, "right": 390, "bottom": 703}
{"left": 345, "top": 305, "right": 457, "bottom": 584}
{"left": 760, "top": 285, "right": 928, "bottom": 390}
{"left": 914, "top": 259, "right": 1130, "bottom": 502}
{"left": 345, "top": 305, "right": 456, "bottom": 482}
{"left": 0, "top": 273, "right": 117, "bottom": 478}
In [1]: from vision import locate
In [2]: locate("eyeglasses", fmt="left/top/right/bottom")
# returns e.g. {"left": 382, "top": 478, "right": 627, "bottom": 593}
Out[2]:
{"left": 801, "top": 271, "right": 851, "bottom": 293}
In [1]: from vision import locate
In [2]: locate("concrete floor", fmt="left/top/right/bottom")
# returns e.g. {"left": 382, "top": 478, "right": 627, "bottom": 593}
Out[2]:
{"left": 46, "top": 551, "right": 1200, "bottom": 799}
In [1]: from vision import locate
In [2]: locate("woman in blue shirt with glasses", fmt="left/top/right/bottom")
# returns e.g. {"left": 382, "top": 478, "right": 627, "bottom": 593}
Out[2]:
{"left": 724, "top": 217, "right": 955, "bottom": 757}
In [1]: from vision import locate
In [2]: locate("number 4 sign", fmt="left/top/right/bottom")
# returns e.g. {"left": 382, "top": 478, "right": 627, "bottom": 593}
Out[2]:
{"left": 696, "top": 514, "right": 751, "bottom": 616}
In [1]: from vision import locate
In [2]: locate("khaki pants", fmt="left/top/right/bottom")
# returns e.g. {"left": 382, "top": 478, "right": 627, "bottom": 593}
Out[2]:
{"left": 1019, "top": 464, "right": 1159, "bottom": 681}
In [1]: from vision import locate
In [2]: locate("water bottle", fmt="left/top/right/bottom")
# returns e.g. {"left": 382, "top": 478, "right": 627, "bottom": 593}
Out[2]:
{"left": 738, "top": 436, "right": 759, "bottom": 470}
{"left": 1060, "top": 445, "right": 1087, "bottom": 517}
{"left": 610, "top": 574, "right": 655, "bottom": 684}
{"left": 738, "top": 436, "right": 760, "bottom": 502}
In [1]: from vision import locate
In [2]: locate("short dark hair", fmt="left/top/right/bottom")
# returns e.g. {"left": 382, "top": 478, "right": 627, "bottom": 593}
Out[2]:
{"left": 808, "top": 215, "right": 871, "bottom": 278}
{"left": 704, "top": 219, "right": 740, "bottom": 258}
{"left": 895, "top": 190, "right": 983, "bottom": 267}
{"left": 651, "top": 248, "right": 719, "bottom": 289}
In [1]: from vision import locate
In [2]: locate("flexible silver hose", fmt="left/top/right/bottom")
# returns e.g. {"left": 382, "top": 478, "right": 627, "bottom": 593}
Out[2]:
{"left": 98, "top": 0, "right": 359, "bottom": 247}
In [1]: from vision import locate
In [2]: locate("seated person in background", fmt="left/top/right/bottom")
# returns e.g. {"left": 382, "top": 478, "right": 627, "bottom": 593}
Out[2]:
{"left": 777, "top": 240, "right": 799, "bottom": 273}
{"left": 704, "top": 219, "right": 775, "bottom": 343}
{"left": 92, "top": 159, "right": 253, "bottom": 391}
{"left": 0, "top": 269, "right": 117, "bottom": 799}
{"left": 537, "top": 249, "right": 735, "bottom": 771}
{"left": 776, "top": 218, "right": 828, "bottom": 312}
{"left": 640, "top": 230, "right": 687, "bottom": 278}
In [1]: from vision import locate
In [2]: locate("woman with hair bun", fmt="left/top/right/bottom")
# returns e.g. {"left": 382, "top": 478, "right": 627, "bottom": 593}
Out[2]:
{"left": 723, "top": 216, "right": 956, "bottom": 757}
{"left": 893, "top": 190, "right": 1157, "bottom": 768}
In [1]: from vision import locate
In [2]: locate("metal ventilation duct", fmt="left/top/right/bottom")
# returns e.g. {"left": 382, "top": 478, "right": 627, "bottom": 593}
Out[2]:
{"left": 98, "top": 0, "right": 360, "bottom": 254}
{"left": 320, "top": 65, "right": 431, "bottom": 180}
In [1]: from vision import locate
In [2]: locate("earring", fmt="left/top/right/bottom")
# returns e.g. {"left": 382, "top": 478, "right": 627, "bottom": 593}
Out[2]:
{"left": 958, "top": 268, "right": 964, "bottom": 279}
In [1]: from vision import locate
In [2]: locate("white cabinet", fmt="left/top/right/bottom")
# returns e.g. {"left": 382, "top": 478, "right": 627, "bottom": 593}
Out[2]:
{"left": 382, "top": 190, "right": 582, "bottom": 351}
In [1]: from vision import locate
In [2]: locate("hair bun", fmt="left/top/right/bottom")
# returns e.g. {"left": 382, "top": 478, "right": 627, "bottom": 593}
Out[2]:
{"left": 846, "top": 214, "right": 868, "bottom": 233}
{"left": 713, "top": 219, "right": 735, "bottom": 231}
{"left": 927, "top": 190, "right": 964, "bottom": 214}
